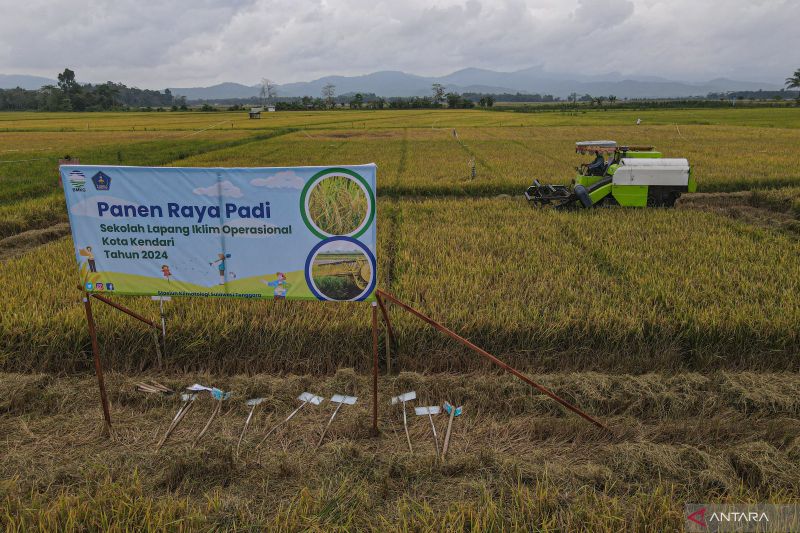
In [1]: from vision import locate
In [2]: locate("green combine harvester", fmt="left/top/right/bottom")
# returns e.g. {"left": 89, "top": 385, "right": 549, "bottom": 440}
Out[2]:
{"left": 525, "top": 141, "right": 697, "bottom": 208}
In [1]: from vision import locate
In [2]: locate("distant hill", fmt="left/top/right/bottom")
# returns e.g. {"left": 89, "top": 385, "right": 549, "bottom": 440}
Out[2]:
{"left": 0, "top": 74, "right": 57, "bottom": 90}
{"left": 171, "top": 68, "right": 781, "bottom": 100}
{"left": 4, "top": 67, "right": 782, "bottom": 99}
{"left": 166, "top": 82, "right": 260, "bottom": 100}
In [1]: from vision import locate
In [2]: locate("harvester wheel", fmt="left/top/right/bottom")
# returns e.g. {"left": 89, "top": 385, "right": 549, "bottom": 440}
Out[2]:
{"left": 647, "top": 189, "right": 668, "bottom": 207}
{"left": 665, "top": 192, "right": 681, "bottom": 207}
{"left": 648, "top": 189, "right": 680, "bottom": 208}
{"left": 596, "top": 194, "right": 619, "bottom": 207}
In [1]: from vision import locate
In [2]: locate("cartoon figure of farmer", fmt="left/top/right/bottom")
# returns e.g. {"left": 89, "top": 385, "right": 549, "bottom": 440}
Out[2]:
{"left": 79, "top": 246, "right": 97, "bottom": 272}
{"left": 161, "top": 265, "right": 172, "bottom": 283}
{"left": 209, "top": 253, "right": 231, "bottom": 285}
{"left": 274, "top": 272, "right": 289, "bottom": 299}
{"left": 264, "top": 272, "right": 290, "bottom": 299}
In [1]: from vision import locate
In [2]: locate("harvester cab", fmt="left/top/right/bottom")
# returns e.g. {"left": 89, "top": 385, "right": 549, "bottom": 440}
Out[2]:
{"left": 525, "top": 140, "right": 697, "bottom": 209}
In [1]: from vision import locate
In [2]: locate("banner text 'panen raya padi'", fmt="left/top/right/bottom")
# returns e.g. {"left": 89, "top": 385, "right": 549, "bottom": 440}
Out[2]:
{"left": 61, "top": 165, "right": 376, "bottom": 302}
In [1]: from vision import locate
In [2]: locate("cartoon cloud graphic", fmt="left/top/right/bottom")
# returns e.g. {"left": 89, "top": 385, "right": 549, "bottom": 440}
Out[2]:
{"left": 192, "top": 180, "right": 243, "bottom": 198}
{"left": 250, "top": 170, "right": 305, "bottom": 189}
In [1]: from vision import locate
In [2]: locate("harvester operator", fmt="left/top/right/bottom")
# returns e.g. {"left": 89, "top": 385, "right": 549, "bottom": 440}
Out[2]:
{"left": 586, "top": 151, "right": 606, "bottom": 175}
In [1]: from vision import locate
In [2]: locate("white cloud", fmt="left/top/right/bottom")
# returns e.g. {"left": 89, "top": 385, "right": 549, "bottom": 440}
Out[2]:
{"left": 192, "top": 180, "right": 243, "bottom": 198}
{"left": 70, "top": 195, "right": 140, "bottom": 219}
{"left": 250, "top": 171, "right": 305, "bottom": 189}
{"left": 0, "top": 0, "right": 797, "bottom": 86}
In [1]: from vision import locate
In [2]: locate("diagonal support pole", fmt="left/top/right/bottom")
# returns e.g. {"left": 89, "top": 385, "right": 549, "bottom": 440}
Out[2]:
{"left": 88, "top": 292, "right": 158, "bottom": 329}
{"left": 78, "top": 285, "right": 162, "bottom": 431}
{"left": 376, "top": 289, "right": 608, "bottom": 431}
{"left": 76, "top": 285, "right": 159, "bottom": 330}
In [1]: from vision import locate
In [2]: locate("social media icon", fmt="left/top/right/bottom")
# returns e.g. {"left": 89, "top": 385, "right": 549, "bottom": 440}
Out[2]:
{"left": 85, "top": 282, "right": 93, "bottom": 290}
{"left": 96, "top": 283, "right": 104, "bottom": 290}
{"left": 106, "top": 283, "right": 114, "bottom": 291}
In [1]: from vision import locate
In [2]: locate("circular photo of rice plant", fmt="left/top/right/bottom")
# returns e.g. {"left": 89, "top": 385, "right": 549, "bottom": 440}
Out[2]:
{"left": 301, "top": 169, "right": 375, "bottom": 239}
{"left": 305, "top": 237, "right": 376, "bottom": 301}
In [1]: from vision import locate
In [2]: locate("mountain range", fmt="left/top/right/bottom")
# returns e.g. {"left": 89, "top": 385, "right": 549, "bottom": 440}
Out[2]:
{"left": 0, "top": 74, "right": 58, "bottom": 90}
{"left": 167, "top": 67, "right": 781, "bottom": 100}
{"left": 0, "top": 67, "right": 782, "bottom": 100}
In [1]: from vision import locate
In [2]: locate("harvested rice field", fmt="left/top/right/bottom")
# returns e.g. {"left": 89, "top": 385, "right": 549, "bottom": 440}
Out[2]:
{"left": 0, "top": 108, "right": 798, "bottom": 530}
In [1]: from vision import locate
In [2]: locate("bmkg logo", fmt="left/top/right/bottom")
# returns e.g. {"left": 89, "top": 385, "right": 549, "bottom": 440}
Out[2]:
{"left": 91, "top": 171, "right": 112, "bottom": 191}
{"left": 68, "top": 170, "right": 86, "bottom": 192}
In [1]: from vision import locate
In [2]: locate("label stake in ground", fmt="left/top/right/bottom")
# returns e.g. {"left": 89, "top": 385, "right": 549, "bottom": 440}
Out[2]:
{"left": 317, "top": 394, "right": 357, "bottom": 448}
{"left": 191, "top": 387, "right": 231, "bottom": 448}
{"left": 391, "top": 391, "right": 417, "bottom": 453}
{"left": 236, "top": 397, "right": 265, "bottom": 459}
{"left": 414, "top": 405, "right": 442, "bottom": 456}
{"left": 256, "top": 392, "right": 324, "bottom": 449}
{"left": 156, "top": 393, "right": 197, "bottom": 451}
{"left": 441, "top": 401, "right": 463, "bottom": 461}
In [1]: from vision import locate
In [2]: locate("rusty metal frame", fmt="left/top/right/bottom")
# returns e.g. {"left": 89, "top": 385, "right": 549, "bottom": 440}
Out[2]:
{"left": 78, "top": 285, "right": 162, "bottom": 433}
{"left": 375, "top": 289, "right": 607, "bottom": 431}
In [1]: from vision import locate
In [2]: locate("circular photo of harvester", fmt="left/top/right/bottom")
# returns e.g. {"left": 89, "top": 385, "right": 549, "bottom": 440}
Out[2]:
{"left": 309, "top": 239, "right": 374, "bottom": 301}
{"left": 306, "top": 174, "right": 369, "bottom": 236}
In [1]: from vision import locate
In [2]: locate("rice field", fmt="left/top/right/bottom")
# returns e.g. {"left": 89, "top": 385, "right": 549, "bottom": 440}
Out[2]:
{"left": 2, "top": 197, "right": 798, "bottom": 374}
{"left": 166, "top": 124, "right": 800, "bottom": 195}
{"left": 5, "top": 107, "right": 798, "bottom": 132}
{"left": 0, "top": 129, "right": 273, "bottom": 205}
{"left": 0, "top": 107, "right": 798, "bottom": 529}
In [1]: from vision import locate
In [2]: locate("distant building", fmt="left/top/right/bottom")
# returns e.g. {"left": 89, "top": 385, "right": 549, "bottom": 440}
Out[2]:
{"left": 249, "top": 107, "right": 263, "bottom": 119}
{"left": 267, "top": 106, "right": 276, "bottom": 112}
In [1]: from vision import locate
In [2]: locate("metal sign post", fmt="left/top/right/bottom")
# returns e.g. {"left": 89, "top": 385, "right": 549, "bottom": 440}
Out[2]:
{"left": 81, "top": 292, "right": 112, "bottom": 434}
{"left": 371, "top": 302, "right": 379, "bottom": 436}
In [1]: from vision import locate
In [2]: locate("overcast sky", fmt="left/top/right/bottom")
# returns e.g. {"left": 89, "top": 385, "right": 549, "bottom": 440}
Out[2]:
{"left": 0, "top": 0, "right": 796, "bottom": 88}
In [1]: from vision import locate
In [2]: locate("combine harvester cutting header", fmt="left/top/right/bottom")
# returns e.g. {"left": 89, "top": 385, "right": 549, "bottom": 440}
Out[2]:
{"left": 525, "top": 141, "right": 697, "bottom": 209}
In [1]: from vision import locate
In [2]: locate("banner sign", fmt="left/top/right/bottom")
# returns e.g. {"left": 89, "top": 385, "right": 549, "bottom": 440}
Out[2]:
{"left": 61, "top": 164, "right": 377, "bottom": 302}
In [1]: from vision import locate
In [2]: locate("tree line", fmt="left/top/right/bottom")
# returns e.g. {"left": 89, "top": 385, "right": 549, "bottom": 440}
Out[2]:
{"left": 2, "top": 68, "right": 798, "bottom": 112}
{"left": 279, "top": 83, "right": 479, "bottom": 109}
{"left": 0, "top": 68, "right": 186, "bottom": 111}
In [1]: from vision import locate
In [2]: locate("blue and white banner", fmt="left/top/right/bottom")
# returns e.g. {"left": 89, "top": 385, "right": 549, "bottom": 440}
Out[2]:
{"left": 61, "top": 164, "right": 377, "bottom": 302}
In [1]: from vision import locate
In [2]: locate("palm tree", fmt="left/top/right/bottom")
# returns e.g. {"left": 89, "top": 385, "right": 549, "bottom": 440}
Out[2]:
{"left": 786, "top": 68, "right": 800, "bottom": 102}
{"left": 608, "top": 95, "right": 617, "bottom": 107}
